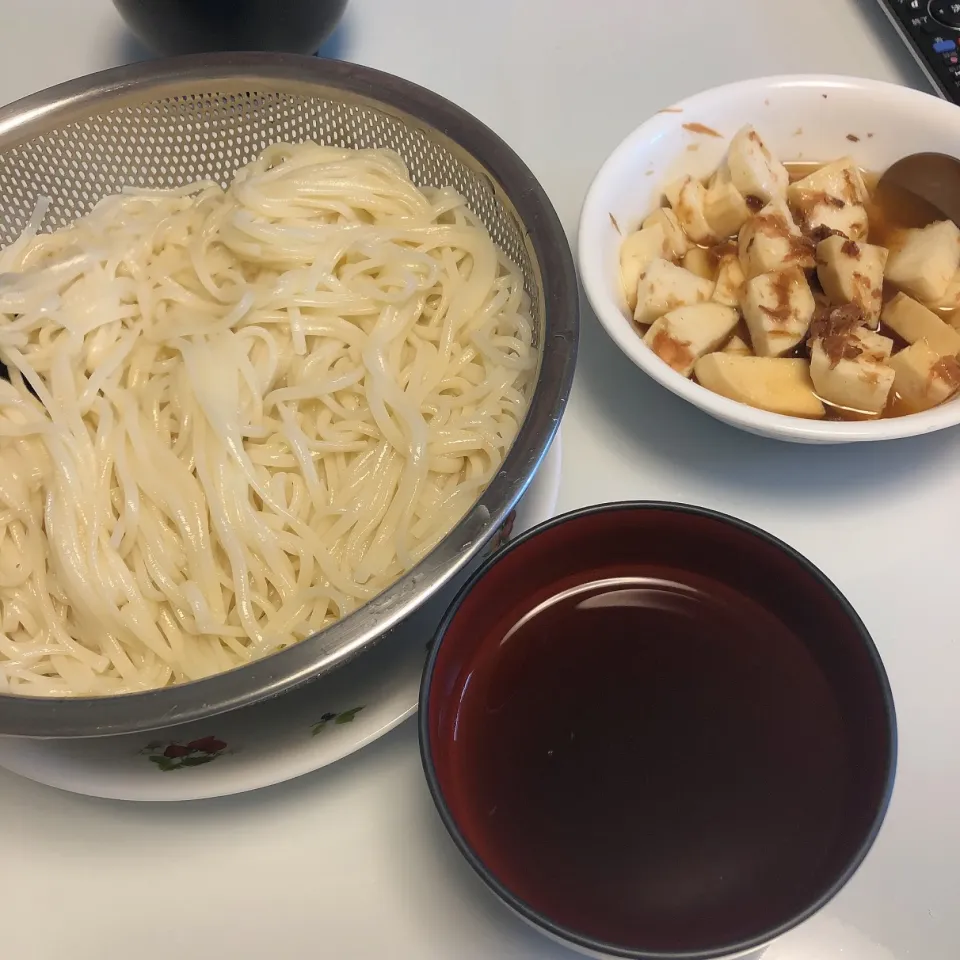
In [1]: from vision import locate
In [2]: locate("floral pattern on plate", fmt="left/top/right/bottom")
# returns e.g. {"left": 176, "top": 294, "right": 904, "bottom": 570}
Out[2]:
{"left": 310, "top": 706, "right": 364, "bottom": 736}
{"left": 139, "top": 736, "right": 229, "bottom": 772}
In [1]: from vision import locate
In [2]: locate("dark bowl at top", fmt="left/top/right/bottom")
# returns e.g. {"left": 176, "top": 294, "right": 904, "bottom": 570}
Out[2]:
{"left": 113, "top": 0, "right": 348, "bottom": 56}
{"left": 420, "top": 502, "right": 897, "bottom": 960}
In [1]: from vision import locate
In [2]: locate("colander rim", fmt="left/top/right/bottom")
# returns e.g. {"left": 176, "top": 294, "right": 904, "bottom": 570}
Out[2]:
{"left": 0, "top": 52, "right": 578, "bottom": 738}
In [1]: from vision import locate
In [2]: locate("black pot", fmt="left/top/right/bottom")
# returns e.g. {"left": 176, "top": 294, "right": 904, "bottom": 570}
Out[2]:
{"left": 113, "top": 0, "right": 348, "bottom": 56}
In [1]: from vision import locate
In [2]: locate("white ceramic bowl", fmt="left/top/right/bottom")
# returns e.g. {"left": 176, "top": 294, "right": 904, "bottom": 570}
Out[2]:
{"left": 579, "top": 74, "right": 960, "bottom": 444}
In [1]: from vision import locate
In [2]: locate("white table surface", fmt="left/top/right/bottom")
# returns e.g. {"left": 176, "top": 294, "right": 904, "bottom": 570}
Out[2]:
{"left": 0, "top": 2, "right": 952, "bottom": 958}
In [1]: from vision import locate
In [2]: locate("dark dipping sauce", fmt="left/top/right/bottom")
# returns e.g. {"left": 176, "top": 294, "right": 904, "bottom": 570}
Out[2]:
{"left": 426, "top": 507, "right": 895, "bottom": 956}
{"left": 451, "top": 571, "right": 846, "bottom": 948}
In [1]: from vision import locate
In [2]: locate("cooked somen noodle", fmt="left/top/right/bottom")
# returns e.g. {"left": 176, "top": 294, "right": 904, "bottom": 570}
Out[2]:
{"left": 0, "top": 143, "right": 536, "bottom": 697}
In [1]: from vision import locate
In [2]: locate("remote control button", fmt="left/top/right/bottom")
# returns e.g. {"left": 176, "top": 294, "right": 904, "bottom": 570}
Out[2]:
{"left": 929, "top": 1, "right": 960, "bottom": 30}
{"left": 934, "top": 38, "right": 958, "bottom": 51}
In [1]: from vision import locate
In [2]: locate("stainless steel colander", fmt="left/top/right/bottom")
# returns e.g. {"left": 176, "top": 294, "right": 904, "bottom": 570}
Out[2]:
{"left": 0, "top": 53, "right": 578, "bottom": 737}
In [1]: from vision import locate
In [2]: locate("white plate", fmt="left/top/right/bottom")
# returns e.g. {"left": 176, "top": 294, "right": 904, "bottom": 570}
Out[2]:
{"left": 0, "top": 433, "right": 562, "bottom": 801}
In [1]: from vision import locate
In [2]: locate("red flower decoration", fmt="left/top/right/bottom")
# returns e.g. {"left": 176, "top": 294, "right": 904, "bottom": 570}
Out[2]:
{"left": 142, "top": 735, "right": 230, "bottom": 771}
{"left": 187, "top": 736, "right": 227, "bottom": 754}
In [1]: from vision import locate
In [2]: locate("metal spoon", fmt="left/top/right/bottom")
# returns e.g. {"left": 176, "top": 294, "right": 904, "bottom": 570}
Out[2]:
{"left": 875, "top": 152, "right": 960, "bottom": 229}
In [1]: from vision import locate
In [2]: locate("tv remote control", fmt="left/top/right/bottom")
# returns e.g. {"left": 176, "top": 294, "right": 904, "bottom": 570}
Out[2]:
{"left": 875, "top": 0, "right": 960, "bottom": 101}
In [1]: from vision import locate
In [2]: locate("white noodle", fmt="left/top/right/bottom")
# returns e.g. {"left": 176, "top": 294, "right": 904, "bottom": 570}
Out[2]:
{"left": 0, "top": 143, "right": 536, "bottom": 696}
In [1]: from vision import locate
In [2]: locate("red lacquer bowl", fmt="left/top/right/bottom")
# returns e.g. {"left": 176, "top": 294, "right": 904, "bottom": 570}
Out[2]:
{"left": 420, "top": 502, "right": 896, "bottom": 960}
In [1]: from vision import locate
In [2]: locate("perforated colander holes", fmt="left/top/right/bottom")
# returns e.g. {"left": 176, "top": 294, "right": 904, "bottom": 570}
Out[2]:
{"left": 0, "top": 88, "right": 542, "bottom": 324}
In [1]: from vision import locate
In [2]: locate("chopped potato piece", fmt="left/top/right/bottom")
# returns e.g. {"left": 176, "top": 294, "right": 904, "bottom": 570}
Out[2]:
{"left": 825, "top": 324, "right": 895, "bottom": 362}
{"left": 854, "top": 327, "right": 895, "bottom": 361}
{"left": 634, "top": 258, "right": 714, "bottom": 325}
{"left": 704, "top": 166, "right": 752, "bottom": 238}
{"left": 930, "top": 268, "right": 960, "bottom": 326}
{"left": 620, "top": 225, "right": 668, "bottom": 313}
{"left": 665, "top": 176, "right": 716, "bottom": 245}
{"left": 713, "top": 254, "right": 746, "bottom": 307}
{"left": 788, "top": 157, "right": 870, "bottom": 240}
{"left": 812, "top": 325, "right": 893, "bottom": 363}
{"left": 642, "top": 208, "right": 691, "bottom": 259}
{"left": 881, "top": 292, "right": 960, "bottom": 357}
{"left": 738, "top": 199, "right": 814, "bottom": 279}
{"left": 888, "top": 340, "right": 960, "bottom": 412}
{"left": 726, "top": 126, "right": 789, "bottom": 204}
{"left": 809, "top": 334, "right": 895, "bottom": 416}
{"left": 885, "top": 220, "right": 960, "bottom": 302}
{"left": 682, "top": 246, "right": 716, "bottom": 280}
{"left": 788, "top": 157, "right": 870, "bottom": 206}
{"left": 742, "top": 267, "right": 816, "bottom": 357}
{"left": 695, "top": 354, "right": 824, "bottom": 418}
{"left": 644, "top": 303, "right": 740, "bottom": 377}
{"left": 805, "top": 200, "right": 869, "bottom": 241}
{"left": 721, "top": 334, "right": 753, "bottom": 356}
{"left": 816, "top": 236, "right": 888, "bottom": 325}
{"left": 663, "top": 177, "right": 686, "bottom": 209}
{"left": 807, "top": 301, "right": 867, "bottom": 341}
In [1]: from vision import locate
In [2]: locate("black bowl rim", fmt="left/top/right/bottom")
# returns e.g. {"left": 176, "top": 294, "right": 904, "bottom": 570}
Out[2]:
{"left": 111, "top": 0, "right": 350, "bottom": 56}
{"left": 418, "top": 500, "right": 898, "bottom": 960}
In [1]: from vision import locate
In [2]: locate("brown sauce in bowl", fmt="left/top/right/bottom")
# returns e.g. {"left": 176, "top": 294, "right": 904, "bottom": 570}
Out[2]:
{"left": 688, "top": 162, "right": 954, "bottom": 420}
